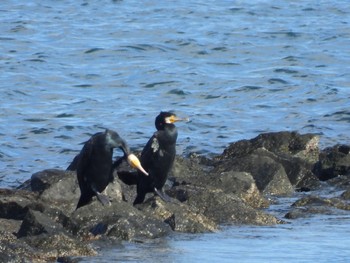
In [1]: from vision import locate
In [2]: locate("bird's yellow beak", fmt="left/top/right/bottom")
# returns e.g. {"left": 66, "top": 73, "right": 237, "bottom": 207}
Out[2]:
{"left": 166, "top": 115, "right": 190, "bottom": 124}
{"left": 127, "top": 154, "right": 149, "bottom": 176}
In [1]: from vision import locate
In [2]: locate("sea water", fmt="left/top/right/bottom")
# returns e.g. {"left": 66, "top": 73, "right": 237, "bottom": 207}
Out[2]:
{"left": 1, "top": 0, "right": 349, "bottom": 261}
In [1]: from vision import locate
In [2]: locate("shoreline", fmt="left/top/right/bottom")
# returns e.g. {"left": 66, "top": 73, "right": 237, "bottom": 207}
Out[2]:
{"left": 0, "top": 131, "right": 349, "bottom": 262}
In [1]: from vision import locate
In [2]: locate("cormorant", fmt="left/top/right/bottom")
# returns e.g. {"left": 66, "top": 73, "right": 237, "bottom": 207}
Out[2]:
{"left": 71, "top": 129, "right": 148, "bottom": 209}
{"left": 133, "top": 111, "right": 186, "bottom": 205}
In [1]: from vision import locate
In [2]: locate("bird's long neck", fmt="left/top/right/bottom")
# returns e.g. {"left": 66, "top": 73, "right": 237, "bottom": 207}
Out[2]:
{"left": 160, "top": 124, "right": 178, "bottom": 145}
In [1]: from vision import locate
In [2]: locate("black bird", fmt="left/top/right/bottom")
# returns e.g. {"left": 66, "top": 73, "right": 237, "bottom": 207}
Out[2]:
{"left": 71, "top": 129, "right": 148, "bottom": 209}
{"left": 134, "top": 111, "right": 186, "bottom": 205}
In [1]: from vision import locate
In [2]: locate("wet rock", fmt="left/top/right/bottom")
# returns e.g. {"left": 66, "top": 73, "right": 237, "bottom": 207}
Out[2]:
{"left": 136, "top": 196, "right": 218, "bottom": 233}
{"left": 23, "top": 233, "right": 97, "bottom": 259}
{"left": 213, "top": 132, "right": 321, "bottom": 194}
{"left": 180, "top": 185, "right": 280, "bottom": 225}
{"left": 171, "top": 157, "right": 268, "bottom": 208}
{"left": 285, "top": 194, "right": 350, "bottom": 219}
{"left": 17, "top": 209, "right": 67, "bottom": 238}
{"left": 22, "top": 169, "right": 123, "bottom": 213}
{"left": 208, "top": 170, "right": 269, "bottom": 208}
{"left": 0, "top": 231, "right": 39, "bottom": 263}
{"left": 214, "top": 148, "right": 294, "bottom": 195}
{"left": 0, "top": 131, "right": 335, "bottom": 262}
{"left": 71, "top": 200, "right": 171, "bottom": 241}
{"left": 0, "top": 189, "right": 42, "bottom": 220}
{"left": 218, "top": 131, "right": 319, "bottom": 162}
{"left": 326, "top": 174, "right": 350, "bottom": 189}
{"left": 340, "top": 189, "right": 350, "bottom": 200}
{"left": 313, "top": 144, "right": 350, "bottom": 181}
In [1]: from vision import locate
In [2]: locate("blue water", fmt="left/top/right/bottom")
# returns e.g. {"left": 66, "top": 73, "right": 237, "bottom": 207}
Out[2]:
{"left": 1, "top": 0, "right": 350, "bottom": 261}
{"left": 83, "top": 216, "right": 350, "bottom": 262}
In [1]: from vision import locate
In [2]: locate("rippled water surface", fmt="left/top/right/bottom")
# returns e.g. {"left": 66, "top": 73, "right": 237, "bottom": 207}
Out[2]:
{"left": 81, "top": 215, "right": 350, "bottom": 263}
{"left": 1, "top": 0, "right": 349, "bottom": 186}
{"left": 1, "top": 0, "right": 350, "bottom": 261}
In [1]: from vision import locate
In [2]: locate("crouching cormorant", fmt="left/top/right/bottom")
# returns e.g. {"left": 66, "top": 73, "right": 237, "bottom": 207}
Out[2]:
{"left": 69, "top": 129, "right": 148, "bottom": 209}
{"left": 133, "top": 111, "right": 187, "bottom": 205}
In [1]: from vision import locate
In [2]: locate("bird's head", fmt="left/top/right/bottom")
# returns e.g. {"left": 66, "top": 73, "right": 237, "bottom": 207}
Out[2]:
{"left": 155, "top": 111, "right": 189, "bottom": 130}
{"left": 105, "top": 129, "right": 148, "bottom": 176}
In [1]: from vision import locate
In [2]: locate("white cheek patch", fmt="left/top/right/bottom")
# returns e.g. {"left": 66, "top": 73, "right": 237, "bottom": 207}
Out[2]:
{"left": 165, "top": 117, "right": 172, "bottom": 124}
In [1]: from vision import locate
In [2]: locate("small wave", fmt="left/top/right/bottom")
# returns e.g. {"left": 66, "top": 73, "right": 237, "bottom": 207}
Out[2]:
{"left": 274, "top": 68, "right": 299, "bottom": 74}
{"left": 84, "top": 47, "right": 104, "bottom": 54}
{"left": 324, "top": 111, "right": 350, "bottom": 122}
{"left": 268, "top": 78, "right": 288, "bottom": 84}
{"left": 143, "top": 81, "right": 177, "bottom": 88}
{"left": 30, "top": 128, "right": 52, "bottom": 134}
{"left": 24, "top": 118, "right": 47, "bottom": 122}
{"left": 55, "top": 113, "right": 74, "bottom": 118}
{"left": 26, "top": 59, "right": 46, "bottom": 63}
{"left": 204, "top": 95, "right": 221, "bottom": 99}
{"left": 73, "top": 84, "right": 93, "bottom": 88}
{"left": 236, "top": 86, "right": 264, "bottom": 92}
{"left": 167, "top": 89, "right": 190, "bottom": 96}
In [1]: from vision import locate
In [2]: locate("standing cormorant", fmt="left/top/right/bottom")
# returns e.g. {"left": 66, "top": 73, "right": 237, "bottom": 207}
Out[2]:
{"left": 133, "top": 111, "right": 186, "bottom": 205}
{"left": 72, "top": 129, "right": 148, "bottom": 209}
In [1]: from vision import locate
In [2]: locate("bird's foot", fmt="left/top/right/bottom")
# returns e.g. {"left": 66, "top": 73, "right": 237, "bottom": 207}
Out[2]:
{"left": 96, "top": 192, "right": 111, "bottom": 206}
{"left": 92, "top": 185, "right": 111, "bottom": 206}
{"left": 154, "top": 188, "right": 172, "bottom": 203}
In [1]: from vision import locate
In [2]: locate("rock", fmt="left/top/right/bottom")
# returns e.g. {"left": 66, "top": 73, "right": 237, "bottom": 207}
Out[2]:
{"left": 0, "top": 231, "right": 40, "bottom": 263}
{"left": 26, "top": 169, "right": 80, "bottom": 213}
{"left": 326, "top": 174, "right": 350, "bottom": 189}
{"left": 341, "top": 189, "right": 350, "bottom": 200}
{"left": 213, "top": 132, "right": 321, "bottom": 194}
{"left": 0, "top": 131, "right": 334, "bottom": 262}
{"left": 313, "top": 144, "right": 350, "bottom": 181}
{"left": 172, "top": 156, "right": 268, "bottom": 208}
{"left": 23, "top": 233, "right": 97, "bottom": 259}
{"left": 136, "top": 197, "right": 218, "bottom": 233}
{"left": 170, "top": 184, "right": 280, "bottom": 225}
{"left": 208, "top": 171, "right": 269, "bottom": 208}
{"left": 0, "top": 218, "right": 22, "bottom": 235}
{"left": 214, "top": 148, "right": 294, "bottom": 195}
{"left": 0, "top": 189, "right": 41, "bottom": 220}
{"left": 17, "top": 209, "right": 68, "bottom": 238}
{"left": 218, "top": 131, "right": 319, "bottom": 162}
{"left": 285, "top": 194, "right": 350, "bottom": 219}
{"left": 71, "top": 200, "right": 171, "bottom": 241}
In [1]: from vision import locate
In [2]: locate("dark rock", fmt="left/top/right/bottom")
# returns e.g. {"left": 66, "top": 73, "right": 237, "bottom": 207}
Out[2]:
{"left": 136, "top": 196, "right": 218, "bottom": 233}
{"left": 71, "top": 200, "right": 171, "bottom": 241}
{"left": 0, "top": 231, "right": 39, "bottom": 263}
{"left": 206, "top": 170, "right": 269, "bottom": 208}
{"left": 171, "top": 184, "right": 279, "bottom": 225}
{"left": 0, "top": 131, "right": 337, "bottom": 262}
{"left": 213, "top": 132, "right": 321, "bottom": 195}
{"left": 17, "top": 209, "right": 68, "bottom": 238}
{"left": 217, "top": 131, "right": 319, "bottom": 162}
{"left": 341, "top": 190, "right": 350, "bottom": 200}
{"left": 23, "top": 233, "right": 97, "bottom": 259}
{"left": 0, "top": 189, "right": 41, "bottom": 220}
{"left": 0, "top": 218, "right": 22, "bottom": 235}
{"left": 28, "top": 169, "right": 80, "bottom": 213}
{"left": 327, "top": 174, "right": 350, "bottom": 189}
{"left": 285, "top": 194, "right": 350, "bottom": 219}
{"left": 214, "top": 148, "right": 294, "bottom": 195}
{"left": 171, "top": 156, "right": 268, "bottom": 208}
{"left": 313, "top": 144, "right": 350, "bottom": 181}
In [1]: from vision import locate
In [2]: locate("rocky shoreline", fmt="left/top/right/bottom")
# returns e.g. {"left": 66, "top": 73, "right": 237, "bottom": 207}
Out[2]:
{"left": 1, "top": 131, "right": 349, "bottom": 262}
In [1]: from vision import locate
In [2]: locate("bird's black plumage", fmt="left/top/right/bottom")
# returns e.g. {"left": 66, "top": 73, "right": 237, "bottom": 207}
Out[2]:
{"left": 134, "top": 112, "right": 180, "bottom": 205}
{"left": 73, "top": 129, "right": 130, "bottom": 209}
